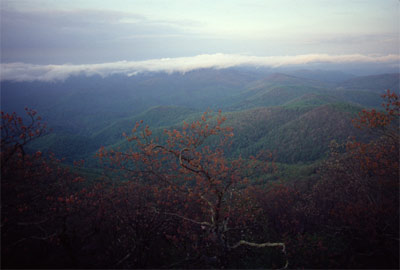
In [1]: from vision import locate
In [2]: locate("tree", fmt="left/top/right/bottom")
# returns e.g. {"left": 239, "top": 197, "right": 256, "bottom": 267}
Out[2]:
{"left": 1, "top": 109, "right": 87, "bottom": 268}
{"left": 98, "top": 111, "right": 288, "bottom": 268}
{"left": 309, "top": 90, "right": 399, "bottom": 268}
{"left": 1, "top": 108, "right": 47, "bottom": 172}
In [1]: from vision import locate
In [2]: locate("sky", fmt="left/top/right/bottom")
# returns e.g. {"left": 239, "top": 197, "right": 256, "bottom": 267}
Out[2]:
{"left": 1, "top": 0, "right": 399, "bottom": 80}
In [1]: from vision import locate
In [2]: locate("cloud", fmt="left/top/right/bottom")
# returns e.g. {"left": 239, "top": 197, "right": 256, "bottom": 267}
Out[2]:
{"left": 0, "top": 7, "right": 201, "bottom": 63}
{"left": 1, "top": 53, "right": 399, "bottom": 82}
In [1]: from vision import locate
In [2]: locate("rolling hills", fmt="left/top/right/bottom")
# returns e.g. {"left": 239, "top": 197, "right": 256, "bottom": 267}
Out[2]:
{"left": 1, "top": 68, "right": 398, "bottom": 164}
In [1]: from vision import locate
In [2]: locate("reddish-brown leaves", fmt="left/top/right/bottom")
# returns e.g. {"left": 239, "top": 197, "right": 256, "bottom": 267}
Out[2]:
{"left": 352, "top": 89, "right": 399, "bottom": 130}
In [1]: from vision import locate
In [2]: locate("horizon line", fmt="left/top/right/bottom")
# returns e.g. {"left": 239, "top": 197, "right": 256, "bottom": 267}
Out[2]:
{"left": 1, "top": 53, "right": 399, "bottom": 82}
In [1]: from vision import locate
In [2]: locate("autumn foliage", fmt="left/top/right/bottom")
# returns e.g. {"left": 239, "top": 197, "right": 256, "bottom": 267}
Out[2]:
{"left": 1, "top": 91, "right": 399, "bottom": 268}
{"left": 1, "top": 109, "right": 89, "bottom": 268}
{"left": 97, "top": 111, "right": 286, "bottom": 268}
{"left": 309, "top": 90, "right": 399, "bottom": 268}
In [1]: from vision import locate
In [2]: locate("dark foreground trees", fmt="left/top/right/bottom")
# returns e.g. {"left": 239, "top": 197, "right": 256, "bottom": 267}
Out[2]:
{"left": 1, "top": 109, "right": 86, "bottom": 268}
{"left": 97, "top": 111, "right": 288, "bottom": 268}
{"left": 1, "top": 109, "right": 287, "bottom": 268}
{"left": 310, "top": 89, "right": 399, "bottom": 268}
{"left": 1, "top": 90, "right": 398, "bottom": 268}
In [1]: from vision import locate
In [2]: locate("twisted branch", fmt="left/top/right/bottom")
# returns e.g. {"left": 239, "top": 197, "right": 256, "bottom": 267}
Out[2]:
{"left": 230, "top": 240, "right": 288, "bottom": 269}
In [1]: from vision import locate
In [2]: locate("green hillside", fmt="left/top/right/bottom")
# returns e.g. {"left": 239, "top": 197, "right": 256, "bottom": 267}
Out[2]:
{"left": 2, "top": 70, "right": 396, "bottom": 165}
{"left": 283, "top": 93, "right": 342, "bottom": 108}
{"left": 223, "top": 102, "right": 366, "bottom": 163}
{"left": 240, "top": 103, "right": 364, "bottom": 162}
{"left": 91, "top": 106, "right": 199, "bottom": 146}
{"left": 77, "top": 100, "right": 369, "bottom": 165}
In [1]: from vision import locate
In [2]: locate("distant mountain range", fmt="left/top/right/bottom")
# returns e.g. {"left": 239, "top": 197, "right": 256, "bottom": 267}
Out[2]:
{"left": 1, "top": 68, "right": 398, "bottom": 164}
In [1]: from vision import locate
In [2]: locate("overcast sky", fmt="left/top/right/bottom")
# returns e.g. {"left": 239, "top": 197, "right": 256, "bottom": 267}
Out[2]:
{"left": 0, "top": 0, "right": 399, "bottom": 80}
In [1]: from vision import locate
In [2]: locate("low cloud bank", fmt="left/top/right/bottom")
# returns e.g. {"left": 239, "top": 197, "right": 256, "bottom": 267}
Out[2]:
{"left": 1, "top": 53, "right": 399, "bottom": 82}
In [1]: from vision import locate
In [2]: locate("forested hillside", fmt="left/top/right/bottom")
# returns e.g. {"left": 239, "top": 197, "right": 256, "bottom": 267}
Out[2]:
{"left": 1, "top": 69, "right": 399, "bottom": 269}
{"left": 2, "top": 69, "right": 396, "bottom": 163}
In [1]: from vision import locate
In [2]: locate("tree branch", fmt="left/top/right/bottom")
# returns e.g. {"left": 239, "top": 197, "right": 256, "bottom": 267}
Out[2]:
{"left": 152, "top": 207, "right": 212, "bottom": 227}
{"left": 229, "top": 240, "right": 288, "bottom": 269}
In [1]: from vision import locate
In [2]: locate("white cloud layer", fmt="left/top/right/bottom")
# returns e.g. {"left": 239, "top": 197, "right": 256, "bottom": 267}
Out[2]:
{"left": 1, "top": 53, "right": 399, "bottom": 82}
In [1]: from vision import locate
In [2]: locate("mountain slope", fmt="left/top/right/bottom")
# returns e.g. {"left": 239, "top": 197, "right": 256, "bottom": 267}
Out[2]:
{"left": 231, "top": 73, "right": 332, "bottom": 109}
{"left": 244, "top": 104, "right": 363, "bottom": 162}
{"left": 1, "top": 69, "right": 264, "bottom": 135}
{"left": 222, "top": 103, "right": 368, "bottom": 163}
{"left": 2, "top": 69, "right": 391, "bottom": 164}
{"left": 338, "top": 73, "right": 400, "bottom": 93}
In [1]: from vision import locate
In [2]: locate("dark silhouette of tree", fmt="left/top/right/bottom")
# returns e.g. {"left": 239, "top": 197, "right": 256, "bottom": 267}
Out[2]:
{"left": 1, "top": 109, "right": 87, "bottom": 268}
{"left": 98, "top": 111, "right": 288, "bottom": 268}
